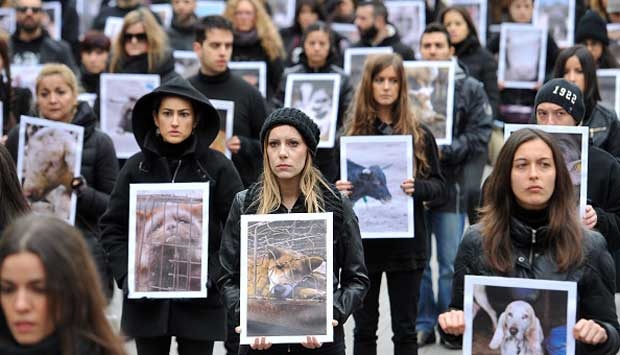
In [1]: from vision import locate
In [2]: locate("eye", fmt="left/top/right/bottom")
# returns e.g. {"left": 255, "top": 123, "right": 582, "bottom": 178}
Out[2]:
{"left": 0, "top": 283, "right": 15, "bottom": 294}
{"left": 268, "top": 141, "right": 278, "bottom": 148}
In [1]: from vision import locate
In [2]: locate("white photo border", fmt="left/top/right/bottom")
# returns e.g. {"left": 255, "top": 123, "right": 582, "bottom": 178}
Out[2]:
{"left": 42, "top": 2, "right": 62, "bottom": 41}
{"left": 150, "top": 3, "right": 173, "bottom": 28}
{"left": 533, "top": 0, "right": 575, "bottom": 47}
{"left": 498, "top": 24, "right": 548, "bottom": 89}
{"left": 0, "top": 8, "right": 16, "bottom": 34}
{"left": 210, "top": 99, "right": 235, "bottom": 158}
{"left": 228, "top": 61, "right": 268, "bottom": 98}
{"left": 384, "top": 1, "right": 426, "bottom": 55}
{"left": 596, "top": 69, "right": 620, "bottom": 117}
{"left": 343, "top": 47, "right": 394, "bottom": 77}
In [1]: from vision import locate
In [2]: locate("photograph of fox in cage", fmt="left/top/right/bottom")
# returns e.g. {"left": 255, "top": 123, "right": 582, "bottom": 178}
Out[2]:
{"left": 243, "top": 217, "right": 331, "bottom": 338}
{"left": 132, "top": 187, "right": 206, "bottom": 296}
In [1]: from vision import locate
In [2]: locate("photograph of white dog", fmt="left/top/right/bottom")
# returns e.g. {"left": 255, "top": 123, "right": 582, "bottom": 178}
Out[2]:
{"left": 463, "top": 276, "right": 577, "bottom": 355}
{"left": 16, "top": 116, "right": 84, "bottom": 224}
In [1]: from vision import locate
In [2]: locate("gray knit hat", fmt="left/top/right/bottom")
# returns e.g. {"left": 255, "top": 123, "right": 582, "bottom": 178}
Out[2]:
{"left": 534, "top": 79, "right": 585, "bottom": 124}
{"left": 260, "top": 107, "right": 321, "bottom": 155}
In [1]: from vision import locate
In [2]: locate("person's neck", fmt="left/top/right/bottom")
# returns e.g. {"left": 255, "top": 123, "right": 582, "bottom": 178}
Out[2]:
{"left": 377, "top": 106, "right": 393, "bottom": 124}
{"left": 307, "top": 59, "right": 326, "bottom": 71}
{"left": 18, "top": 27, "right": 42, "bottom": 42}
{"left": 200, "top": 66, "right": 227, "bottom": 77}
{"left": 279, "top": 178, "right": 301, "bottom": 210}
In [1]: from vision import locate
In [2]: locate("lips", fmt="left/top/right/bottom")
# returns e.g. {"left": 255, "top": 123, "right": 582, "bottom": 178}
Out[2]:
{"left": 276, "top": 164, "right": 290, "bottom": 169}
{"left": 527, "top": 185, "right": 543, "bottom": 192}
{"left": 13, "top": 321, "right": 35, "bottom": 333}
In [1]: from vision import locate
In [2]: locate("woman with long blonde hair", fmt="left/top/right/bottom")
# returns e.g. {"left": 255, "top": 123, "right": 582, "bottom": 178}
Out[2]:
{"left": 337, "top": 53, "right": 445, "bottom": 355}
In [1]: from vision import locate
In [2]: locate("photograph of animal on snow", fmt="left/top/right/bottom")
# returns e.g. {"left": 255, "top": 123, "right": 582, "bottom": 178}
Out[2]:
{"left": 17, "top": 116, "right": 84, "bottom": 224}
{"left": 340, "top": 135, "right": 414, "bottom": 238}
{"left": 240, "top": 213, "right": 333, "bottom": 344}
{"left": 128, "top": 183, "right": 209, "bottom": 299}
{"left": 463, "top": 276, "right": 577, "bottom": 355}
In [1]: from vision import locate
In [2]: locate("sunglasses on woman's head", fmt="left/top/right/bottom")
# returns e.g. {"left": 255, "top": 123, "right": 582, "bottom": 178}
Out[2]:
{"left": 123, "top": 33, "right": 148, "bottom": 43}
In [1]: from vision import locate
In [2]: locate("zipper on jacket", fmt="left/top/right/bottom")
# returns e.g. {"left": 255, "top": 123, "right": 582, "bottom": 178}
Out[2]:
{"left": 529, "top": 229, "right": 537, "bottom": 264}
{"left": 171, "top": 160, "right": 182, "bottom": 182}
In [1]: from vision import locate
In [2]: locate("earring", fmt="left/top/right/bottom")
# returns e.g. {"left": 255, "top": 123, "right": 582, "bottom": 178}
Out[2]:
{"left": 156, "top": 127, "right": 161, "bottom": 136}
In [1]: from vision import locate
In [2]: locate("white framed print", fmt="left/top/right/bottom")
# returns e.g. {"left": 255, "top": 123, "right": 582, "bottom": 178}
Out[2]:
{"left": 331, "top": 23, "right": 359, "bottom": 52}
{"left": 104, "top": 17, "right": 124, "bottom": 43}
{"left": 228, "top": 61, "right": 267, "bottom": 98}
{"left": 284, "top": 73, "right": 341, "bottom": 148}
{"left": 76, "top": 0, "right": 102, "bottom": 36}
{"left": 42, "top": 2, "right": 61, "bottom": 40}
{"left": 150, "top": 3, "right": 173, "bottom": 28}
{"left": 384, "top": 1, "right": 426, "bottom": 56}
{"left": 128, "top": 182, "right": 210, "bottom": 299}
{"left": 403, "top": 60, "right": 455, "bottom": 145}
{"left": 504, "top": 124, "right": 589, "bottom": 217}
{"left": 340, "top": 135, "right": 415, "bottom": 238}
{"left": 533, "top": 0, "right": 575, "bottom": 48}
{"left": 596, "top": 69, "right": 620, "bottom": 117}
{"left": 267, "top": 0, "right": 296, "bottom": 28}
{"left": 240, "top": 212, "right": 334, "bottom": 345}
{"left": 209, "top": 99, "right": 235, "bottom": 158}
{"left": 451, "top": 0, "right": 488, "bottom": 46}
{"left": 0, "top": 8, "right": 16, "bottom": 34}
{"left": 498, "top": 24, "right": 548, "bottom": 89}
{"left": 463, "top": 275, "right": 577, "bottom": 355}
{"left": 99, "top": 73, "right": 161, "bottom": 159}
{"left": 173, "top": 50, "right": 201, "bottom": 78}
{"left": 608, "top": 24, "right": 620, "bottom": 61}
{"left": 17, "top": 116, "right": 84, "bottom": 224}
{"left": 11, "top": 65, "right": 43, "bottom": 95}
{"left": 344, "top": 47, "right": 394, "bottom": 87}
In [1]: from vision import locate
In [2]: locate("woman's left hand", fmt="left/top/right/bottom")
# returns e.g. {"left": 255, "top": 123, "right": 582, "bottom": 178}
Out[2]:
{"left": 301, "top": 336, "right": 322, "bottom": 349}
{"left": 573, "top": 319, "right": 607, "bottom": 345}
{"left": 582, "top": 205, "right": 597, "bottom": 230}
{"left": 400, "top": 178, "right": 415, "bottom": 196}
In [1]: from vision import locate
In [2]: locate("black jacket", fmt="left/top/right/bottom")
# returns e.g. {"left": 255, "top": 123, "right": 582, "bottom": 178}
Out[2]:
{"left": 352, "top": 25, "right": 415, "bottom": 61}
{"left": 0, "top": 82, "right": 32, "bottom": 135}
{"left": 582, "top": 103, "right": 620, "bottom": 159}
{"left": 167, "top": 14, "right": 198, "bottom": 51}
{"left": 9, "top": 30, "right": 77, "bottom": 72}
{"left": 189, "top": 69, "right": 267, "bottom": 187}
{"left": 443, "top": 221, "right": 620, "bottom": 355}
{"left": 218, "top": 184, "right": 370, "bottom": 327}
{"left": 99, "top": 77, "right": 244, "bottom": 339}
{"left": 112, "top": 51, "right": 181, "bottom": 84}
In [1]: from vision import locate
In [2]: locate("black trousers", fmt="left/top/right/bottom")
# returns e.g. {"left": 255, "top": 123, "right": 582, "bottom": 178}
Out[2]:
{"left": 134, "top": 336, "right": 215, "bottom": 355}
{"left": 238, "top": 325, "right": 345, "bottom": 355}
{"left": 352, "top": 269, "right": 424, "bottom": 355}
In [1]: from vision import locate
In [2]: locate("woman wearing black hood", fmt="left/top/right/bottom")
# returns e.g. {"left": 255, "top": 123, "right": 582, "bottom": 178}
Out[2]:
{"left": 99, "top": 76, "right": 244, "bottom": 355}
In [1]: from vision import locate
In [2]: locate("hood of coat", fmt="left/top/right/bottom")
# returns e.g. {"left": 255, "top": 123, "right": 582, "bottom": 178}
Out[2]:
{"left": 131, "top": 76, "right": 220, "bottom": 153}
{"left": 71, "top": 101, "right": 97, "bottom": 139}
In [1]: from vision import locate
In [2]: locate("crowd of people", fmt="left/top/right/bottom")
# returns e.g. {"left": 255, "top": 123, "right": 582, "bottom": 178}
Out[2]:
{"left": 0, "top": 0, "right": 619, "bottom": 354}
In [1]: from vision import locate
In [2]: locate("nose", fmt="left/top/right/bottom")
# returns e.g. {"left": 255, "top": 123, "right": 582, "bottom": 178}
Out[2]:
{"left": 278, "top": 144, "right": 288, "bottom": 158}
{"left": 170, "top": 114, "right": 180, "bottom": 127}
{"left": 14, "top": 289, "right": 31, "bottom": 313}
{"left": 528, "top": 164, "right": 539, "bottom": 179}
{"left": 509, "top": 327, "right": 518, "bottom": 336}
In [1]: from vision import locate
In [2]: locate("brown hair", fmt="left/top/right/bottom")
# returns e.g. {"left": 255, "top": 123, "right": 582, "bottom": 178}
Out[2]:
{"left": 344, "top": 53, "right": 430, "bottom": 177}
{"left": 479, "top": 128, "right": 583, "bottom": 273}
{"left": 0, "top": 145, "right": 29, "bottom": 230}
{"left": 439, "top": 6, "right": 480, "bottom": 44}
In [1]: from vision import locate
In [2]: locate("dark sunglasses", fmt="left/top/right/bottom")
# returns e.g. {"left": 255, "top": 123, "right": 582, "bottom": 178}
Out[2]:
{"left": 123, "top": 33, "right": 148, "bottom": 43}
{"left": 16, "top": 6, "right": 42, "bottom": 13}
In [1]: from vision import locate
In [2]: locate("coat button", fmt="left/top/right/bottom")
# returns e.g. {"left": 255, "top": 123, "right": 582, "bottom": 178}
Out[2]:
{"left": 518, "top": 256, "right": 525, "bottom": 262}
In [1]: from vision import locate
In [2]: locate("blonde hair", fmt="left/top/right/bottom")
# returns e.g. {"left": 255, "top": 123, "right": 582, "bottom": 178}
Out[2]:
{"left": 35, "top": 64, "right": 78, "bottom": 119}
{"left": 109, "top": 8, "right": 169, "bottom": 73}
{"left": 223, "top": 0, "right": 286, "bottom": 61}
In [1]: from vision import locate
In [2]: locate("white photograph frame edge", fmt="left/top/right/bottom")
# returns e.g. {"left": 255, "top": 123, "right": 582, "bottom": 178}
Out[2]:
{"left": 42, "top": 2, "right": 62, "bottom": 41}
{"left": 228, "top": 61, "right": 268, "bottom": 98}
{"left": 533, "top": 0, "right": 575, "bottom": 47}
{"left": 0, "top": 7, "right": 16, "bottom": 34}
{"left": 209, "top": 99, "right": 235, "bottom": 159}
{"left": 498, "top": 23, "right": 548, "bottom": 89}
{"left": 596, "top": 69, "right": 620, "bottom": 117}
{"left": 384, "top": 1, "right": 426, "bottom": 48}
{"left": 343, "top": 47, "right": 394, "bottom": 76}
{"left": 150, "top": 3, "right": 174, "bottom": 28}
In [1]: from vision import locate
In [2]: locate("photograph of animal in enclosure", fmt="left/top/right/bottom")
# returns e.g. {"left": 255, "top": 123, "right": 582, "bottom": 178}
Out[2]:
{"left": 267, "top": 0, "right": 295, "bottom": 28}
{"left": 16, "top": 116, "right": 84, "bottom": 224}
{"left": 533, "top": 0, "right": 574, "bottom": 47}
{"left": 596, "top": 69, "right": 620, "bottom": 116}
{"left": 100, "top": 73, "right": 160, "bottom": 158}
{"left": 42, "top": 2, "right": 61, "bottom": 40}
{"left": 504, "top": 124, "right": 589, "bottom": 217}
{"left": 284, "top": 74, "right": 340, "bottom": 148}
{"left": 344, "top": 47, "right": 394, "bottom": 88}
{"left": 128, "top": 183, "right": 210, "bottom": 299}
{"left": 608, "top": 24, "right": 620, "bottom": 60}
{"left": 463, "top": 275, "right": 577, "bottom": 355}
{"left": 385, "top": 1, "right": 425, "bottom": 55}
{"left": 0, "top": 8, "right": 15, "bottom": 34}
{"left": 498, "top": 24, "right": 547, "bottom": 89}
{"left": 404, "top": 61, "right": 454, "bottom": 145}
{"left": 173, "top": 51, "right": 201, "bottom": 78}
{"left": 451, "top": 0, "right": 487, "bottom": 45}
{"left": 240, "top": 213, "right": 333, "bottom": 344}
{"left": 210, "top": 99, "right": 234, "bottom": 158}
{"left": 340, "top": 135, "right": 414, "bottom": 238}
{"left": 228, "top": 61, "right": 267, "bottom": 98}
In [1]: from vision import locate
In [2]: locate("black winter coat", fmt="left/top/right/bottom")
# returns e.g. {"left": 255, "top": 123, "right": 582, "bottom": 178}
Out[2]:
{"left": 582, "top": 103, "right": 620, "bottom": 159}
{"left": 112, "top": 51, "right": 181, "bottom": 84}
{"left": 352, "top": 25, "right": 415, "bottom": 61}
{"left": 9, "top": 31, "right": 77, "bottom": 72}
{"left": 91, "top": 4, "right": 161, "bottom": 31}
{"left": 443, "top": 221, "right": 620, "bottom": 355}
{"left": 99, "top": 77, "right": 244, "bottom": 339}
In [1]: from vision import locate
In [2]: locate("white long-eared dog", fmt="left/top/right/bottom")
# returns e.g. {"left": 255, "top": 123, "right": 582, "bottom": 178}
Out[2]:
{"left": 489, "top": 300, "right": 544, "bottom": 355}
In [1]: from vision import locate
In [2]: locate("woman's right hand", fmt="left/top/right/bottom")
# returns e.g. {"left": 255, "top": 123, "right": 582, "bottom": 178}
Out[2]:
{"left": 438, "top": 310, "right": 465, "bottom": 335}
{"left": 236, "top": 326, "right": 273, "bottom": 350}
{"left": 335, "top": 180, "right": 353, "bottom": 196}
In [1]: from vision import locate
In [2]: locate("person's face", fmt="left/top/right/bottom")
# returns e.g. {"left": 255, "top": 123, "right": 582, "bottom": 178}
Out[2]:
{"left": 511, "top": 139, "right": 556, "bottom": 210}
{"left": 338, "top": 0, "right": 354, "bottom": 18}
{"left": 233, "top": 0, "right": 256, "bottom": 32}
{"left": 194, "top": 29, "right": 233, "bottom": 75}
{"left": 536, "top": 102, "right": 576, "bottom": 126}
{"left": 16, "top": 0, "right": 43, "bottom": 32}
{"left": 0, "top": 252, "right": 55, "bottom": 346}
{"left": 372, "top": 65, "right": 400, "bottom": 109}
{"left": 563, "top": 55, "right": 586, "bottom": 93}
{"left": 80, "top": 49, "right": 109, "bottom": 74}
{"left": 298, "top": 5, "right": 318, "bottom": 30}
{"left": 583, "top": 39, "right": 604, "bottom": 62}
{"left": 354, "top": 5, "right": 375, "bottom": 33}
{"left": 443, "top": 10, "right": 469, "bottom": 45}
{"left": 153, "top": 96, "right": 196, "bottom": 144}
{"left": 303, "top": 30, "right": 330, "bottom": 68}
{"left": 172, "top": 0, "right": 196, "bottom": 20}
{"left": 123, "top": 22, "right": 148, "bottom": 57}
{"left": 609, "top": 12, "right": 620, "bottom": 23}
{"left": 37, "top": 74, "right": 77, "bottom": 122}
{"left": 267, "top": 125, "right": 308, "bottom": 182}
{"left": 420, "top": 32, "right": 454, "bottom": 61}
{"left": 509, "top": 0, "right": 533, "bottom": 23}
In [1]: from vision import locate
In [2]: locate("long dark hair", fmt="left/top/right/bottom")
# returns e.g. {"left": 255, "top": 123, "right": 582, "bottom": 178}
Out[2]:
{"left": 439, "top": 6, "right": 480, "bottom": 45}
{"left": 300, "top": 22, "right": 336, "bottom": 66}
{"left": 0, "top": 216, "right": 126, "bottom": 355}
{"left": 479, "top": 128, "right": 583, "bottom": 273}
{"left": 0, "top": 37, "right": 13, "bottom": 133}
{"left": 0, "top": 145, "right": 29, "bottom": 231}
{"left": 293, "top": 0, "right": 325, "bottom": 34}
{"left": 553, "top": 45, "right": 601, "bottom": 117}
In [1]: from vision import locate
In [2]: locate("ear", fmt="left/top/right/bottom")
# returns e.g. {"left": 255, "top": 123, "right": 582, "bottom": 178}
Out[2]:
{"left": 192, "top": 40, "right": 202, "bottom": 56}
{"left": 308, "top": 256, "right": 324, "bottom": 270}
{"left": 153, "top": 112, "right": 159, "bottom": 128}
{"left": 526, "top": 312, "right": 544, "bottom": 346}
{"left": 266, "top": 246, "right": 284, "bottom": 260}
{"left": 489, "top": 311, "right": 507, "bottom": 349}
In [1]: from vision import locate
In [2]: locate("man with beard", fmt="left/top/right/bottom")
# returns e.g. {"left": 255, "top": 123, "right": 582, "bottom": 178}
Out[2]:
{"left": 10, "top": 0, "right": 76, "bottom": 71}
{"left": 352, "top": 0, "right": 415, "bottom": 60}
{"left": 91, "top": 0, "right": 161, "bottom": 32}
{"left": 167, "top": 0, "right": 198, "bottom": 51}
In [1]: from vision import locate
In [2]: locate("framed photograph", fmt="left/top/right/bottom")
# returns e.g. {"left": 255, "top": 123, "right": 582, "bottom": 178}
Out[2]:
{"left": 196, "top": 0, "right": 226, "bottom": 17}
{"left": 451, "top": 0, "right": 488, "bottom": 45}
{"left": 533, "top": 0, "right": 575, "bottom": 48}
{"left": 340, "top": 135, "right": 415, "bottom": 238}
{"left": 463, "top": 275, "right": 577, "bottom": 355}
{"left": 608, "top": 24, "right": 620, "bottom": 61}
{"left": 267, "top": 0, "right": 296, "bottom": 28}
{"left": 17, "top": 116, "right": 84, "bottom": 224}
{"left": 384, "top": 1, "right": 425, "bottom": 56}
{"left": 596, "top": 69, "right": 620, "bottom": 117}
{"left": 0, "top": 8, "right": 15, "bottom": 34}
{"left": 128, "top": 183, "right": 210, "bottom": 299}
{"left": 228, "top": 61, "right": 267, "bottom": 98}
{"left": 173, "top": 50, "right": 201, "bottom": 78}
{"left": 100, "top": 73, "right": 161, "bottom": 159}
{"left": 504, "top": 124, "right": 589, "bottom": 217}
{"left": 240, "top": 213, "right": 333, "bottom": 344}
{"left": 344, "top": 47, "right": 394, "bottom": 88}
{"left": 150, "top": 4, "right": 173, "bottom": 28}
{"left": 331, "top": 23, "right": 359, "bottom": 52}
{"left": 498, "top": 24, "right": 547, "bottom": 89}
{"left": 41, "top": 1, "right": 61, "bottom": 40}
{"left": 104, "top": 17, "right": 124, "bottom": 43}
{"left": 76, "top": 0, "right": 103, "bottom": 36}
{"left": 284, "top": 73, "right": 340, "bottom": 148}
{"left": 209, "top": 99, "right": 234, "bottom": 158}
{"left": 403, "top": 60, "right": 455, "bottom": 145}
{"left": 11, "top": 65, "right": 43, "bottom": 98}
{"left": 77, "top": 93, "right": 97, "bottom": 109}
